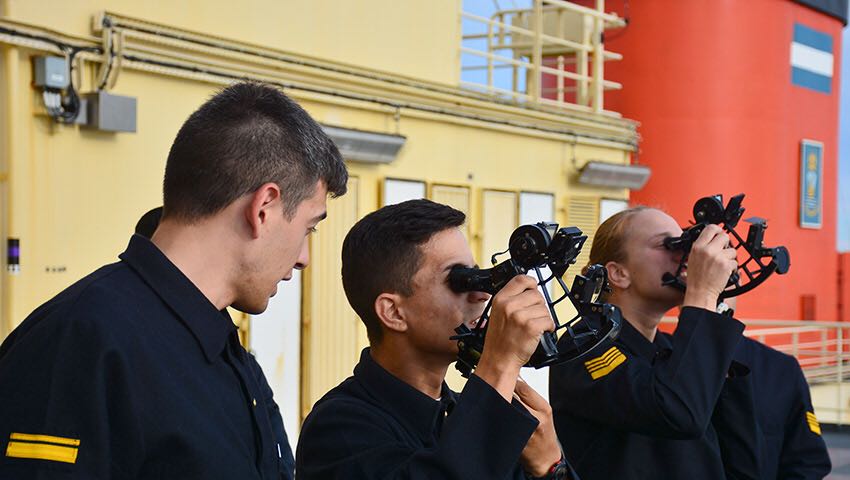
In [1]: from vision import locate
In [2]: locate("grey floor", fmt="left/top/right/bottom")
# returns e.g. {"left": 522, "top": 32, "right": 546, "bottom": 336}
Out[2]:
{"left": 826, "top": 431, "right": 850, "bottom": 479}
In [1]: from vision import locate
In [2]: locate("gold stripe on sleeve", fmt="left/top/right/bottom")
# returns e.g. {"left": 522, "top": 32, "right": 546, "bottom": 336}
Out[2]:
{"left": 6, "top": 441, "right": 78, "bottom": 464}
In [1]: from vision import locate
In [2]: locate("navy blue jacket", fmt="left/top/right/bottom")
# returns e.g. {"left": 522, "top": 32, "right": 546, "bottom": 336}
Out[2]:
{"left": 0, "top": 235, "right": 294, "bottom": 479}
{"left": 730, "top": 337, "right": 831, "bottom": 479}
{"left": 549, "top": 307, "right": 745, "bottom": 480}
{"left": 296, "top": 348, "right": 571, "bottom": 479}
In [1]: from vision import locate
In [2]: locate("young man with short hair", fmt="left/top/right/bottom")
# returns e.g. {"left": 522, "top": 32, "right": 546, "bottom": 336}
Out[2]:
{"left": 0, "top": 82, "right": 347, "bottom": 479}
{"left": 296, "top": 199, "right": 574, "bottom": 480}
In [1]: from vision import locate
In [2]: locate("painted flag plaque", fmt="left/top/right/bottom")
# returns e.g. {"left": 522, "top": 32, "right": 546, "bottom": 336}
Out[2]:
{"left": 800, "top": 140, "right": 823, "bottom": 229}
{"left": 791, "top": 23, "right": 833, "bottom": 94}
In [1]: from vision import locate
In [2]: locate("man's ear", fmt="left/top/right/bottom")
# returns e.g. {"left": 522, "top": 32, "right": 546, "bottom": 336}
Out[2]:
{"left": 606, "top": 261, "right": 631, "bottom": 291}
{"left": 374, "top": 293, "right": 408, "bottom": 334}
{"left": 245, "top": 183, "right": 282, "bottom": 239}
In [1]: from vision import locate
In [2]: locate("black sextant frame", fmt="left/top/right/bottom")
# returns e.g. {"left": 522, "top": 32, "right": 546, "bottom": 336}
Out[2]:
{"left": 448, "top": 222, "right": 622, "bottom": 378}
{"left": 662, "top": 193, "right": 791, "bottom": 300}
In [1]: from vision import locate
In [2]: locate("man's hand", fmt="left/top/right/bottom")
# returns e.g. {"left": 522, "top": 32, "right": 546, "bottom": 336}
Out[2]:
{"left": 683, "top": 224, "right": 738, "bottom": 311}
{"left": 475, "top": 275, "right": 554, "bottom": 402}
{"left": 515, "top": 378, "right": 562, "bottom": 477}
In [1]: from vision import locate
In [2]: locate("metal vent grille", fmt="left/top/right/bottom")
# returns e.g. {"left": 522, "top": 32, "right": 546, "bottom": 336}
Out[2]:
{"left": 566, "top": 196, "right": 599, "bottom": 273}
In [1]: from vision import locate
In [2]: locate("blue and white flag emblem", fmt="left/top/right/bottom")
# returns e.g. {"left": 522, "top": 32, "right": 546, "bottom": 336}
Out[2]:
{"left": 791, "top": 23, "right": 834, "bottom": 94}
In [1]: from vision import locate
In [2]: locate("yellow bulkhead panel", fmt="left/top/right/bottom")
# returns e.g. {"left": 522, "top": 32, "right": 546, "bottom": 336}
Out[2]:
{"left": 301, "top": 176, "right": 363, "bottom": 418}
{"left": 480, "top": 190, "right": 518, "bottom": 265}
{"left": 430, "top": 184, "right": 471, "bottom": 239}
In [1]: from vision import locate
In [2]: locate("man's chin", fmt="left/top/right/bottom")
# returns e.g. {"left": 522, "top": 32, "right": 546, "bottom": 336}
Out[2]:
{"left": 231, "top": 300, "right": 268, "bottom": 316}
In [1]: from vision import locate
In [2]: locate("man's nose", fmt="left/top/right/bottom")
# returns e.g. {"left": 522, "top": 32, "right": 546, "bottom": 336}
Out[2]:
{"left": 294, "top": 241, "right": 310, "bottom": 270}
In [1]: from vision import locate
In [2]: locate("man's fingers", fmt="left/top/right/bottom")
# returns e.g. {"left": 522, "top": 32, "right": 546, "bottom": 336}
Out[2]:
{"left": 509, "top": 303, "right": 555, "bottom": 331}
{"left": 506, "top": 289, "right": 548, "bottom": 311}
{"left": 514, "top": 377, "right": 549, "bottom": 413}
{"left": 498, "top": 275, "right": 539, "bottom": 297}
{"left": 494, "top": 288, "right": 548, "bottom": 321}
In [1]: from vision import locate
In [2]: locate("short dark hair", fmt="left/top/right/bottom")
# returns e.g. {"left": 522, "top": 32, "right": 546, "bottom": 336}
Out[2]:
{"left": 341, "top": 199, "right": 466, "bottom": 344}
{"left": 163, "top": 82, "right": 347, "bottom": 221}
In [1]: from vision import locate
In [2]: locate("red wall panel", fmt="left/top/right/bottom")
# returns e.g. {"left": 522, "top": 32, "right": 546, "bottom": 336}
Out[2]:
{"left": 571, "top": 0, "right": 842, "bottom": 320}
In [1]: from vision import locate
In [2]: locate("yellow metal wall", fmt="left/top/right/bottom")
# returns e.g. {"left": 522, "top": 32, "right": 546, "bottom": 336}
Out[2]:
{"left": 0, "top": 3, "right": 634, "bottom": 419}
{"left": 0, "top": 54, "right": 216, "bottom": 329}
{"left": 430, "top": 184, "right": 471, "bottom": 239}
{"left": 481, "top": 190, "right": 519, "bottom": 264}
{"left": 0, "top": 45, "right": 9, "bottom": 332}
{"left": 3, "top": 0, "right": 461, "bottom": 86}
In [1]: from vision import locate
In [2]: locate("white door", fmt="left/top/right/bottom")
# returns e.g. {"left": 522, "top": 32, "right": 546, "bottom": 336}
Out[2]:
{"left": 250, "top": 271, "right": 302, "bottom": 453}
{"left": 518, "top": 192, "right": 555, "bottom": 401}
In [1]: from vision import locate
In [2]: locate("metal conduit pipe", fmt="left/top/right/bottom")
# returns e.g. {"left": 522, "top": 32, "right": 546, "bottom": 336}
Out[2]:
{"left": 119, "top": 38, "right": 632, "bottom": 145}
{"left": 123, "top": 52, "right": 639, "bottom": 150}
{"left": 0, "top": 15, "right": 634, "bottom": 143}
{"left": 97, "top": 13, "right": 635, "bottom": 130}
{"left": 113, "top": 25, "right": 635, "bottom": 138}
{"left": 0, "top": 19, "right": 638, "bottom": 150}
{"left": 100, "top": 12, "right": 629, "bottom": 122}
{"left": 122, "top": 56, "right": 633, "bottom": 151}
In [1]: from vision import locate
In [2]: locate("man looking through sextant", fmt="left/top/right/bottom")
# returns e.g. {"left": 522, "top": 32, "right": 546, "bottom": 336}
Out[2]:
{"left": 296, "top": 199, "right": 575, "bottom": 480}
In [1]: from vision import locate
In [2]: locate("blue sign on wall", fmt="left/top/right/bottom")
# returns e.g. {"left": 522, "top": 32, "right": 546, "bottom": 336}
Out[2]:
{"left": 791, "top": 23, "right": 834, "bottom": 94}
{"left": 800, "top": 139, "right": 824, "bottom": 229}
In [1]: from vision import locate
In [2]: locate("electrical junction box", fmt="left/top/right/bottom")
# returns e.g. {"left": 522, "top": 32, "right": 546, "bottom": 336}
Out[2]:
{"left": 33, "top": 56, "right": 69, "bottom": 89}
{"left": 82, "top": 91, "right": 137, "bottom": 133}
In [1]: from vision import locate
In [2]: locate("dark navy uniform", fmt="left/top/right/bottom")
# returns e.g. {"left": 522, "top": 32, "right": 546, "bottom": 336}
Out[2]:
{"left": 296, "top": 348, "right": 576, "bottom": 479}
{"left": 712, "top": 359, "right": 762, "bottom": 480}
{"left": 0, "top": 235, "right": 294, "bottom": 479}
{"left": 549, "top": 307, "right": 745, "bottom": 480}
{"left": 726, "top": 337, "right": 831, "bottom": 479}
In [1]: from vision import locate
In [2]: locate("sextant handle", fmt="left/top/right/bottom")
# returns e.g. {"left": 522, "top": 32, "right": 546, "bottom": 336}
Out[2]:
{"left": 527, "top": 330, "right": 560, "bottom": 368}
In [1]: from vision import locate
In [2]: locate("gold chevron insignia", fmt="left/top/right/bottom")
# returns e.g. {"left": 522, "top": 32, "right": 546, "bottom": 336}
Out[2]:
{"left": 5, "top": 432, "right": 80, "bottom": 464}
{"left": 584, "top": 346, "right": 627, "bottom": 380}
{"left": 806, "top": 411, "right": 822, "bottom": 435}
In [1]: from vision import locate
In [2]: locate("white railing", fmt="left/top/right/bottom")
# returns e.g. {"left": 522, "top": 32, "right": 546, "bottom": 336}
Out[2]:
{"left": 662, "top": 317, "right": 850, "bottom": 425}
{"left": 460, "top": 0, "right": 625, "bottom": 115}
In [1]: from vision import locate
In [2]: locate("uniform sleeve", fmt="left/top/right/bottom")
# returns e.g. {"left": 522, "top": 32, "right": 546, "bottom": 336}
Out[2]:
{"left": 549, "top": 307, "right": 744, "bottom": 439}
{"left": 247, "top": 354, "right": 295, "bottom": 480}
{"left": 0, "top": 306, "right": 145, "bottom": 478}
{"left": 711, "top": 365, "right": 763, "bottom": 480}
{"left": 777, "top": 358, "right": 831, "bottom": 480}
{"left": 295, "top": 374, "right": 538, "bottom": 480}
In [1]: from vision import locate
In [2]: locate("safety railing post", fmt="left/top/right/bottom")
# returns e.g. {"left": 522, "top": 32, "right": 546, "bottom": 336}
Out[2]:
{"left": 530, "top": 0, "right": 543, "bottom": 102}
{"left": 556, "top": 55, "right": 564, "bottom": 104}
{"left": 487, "top": 17, "right": 494, "bottom": 91}
{"left": 591, "top": 0, "right": 605, "bottom": 113}
{"left": 838, "top": 326, "right": 844, "bottom": 425}
{"left": 792, "top": 330, "right": 799, "bottom": 358}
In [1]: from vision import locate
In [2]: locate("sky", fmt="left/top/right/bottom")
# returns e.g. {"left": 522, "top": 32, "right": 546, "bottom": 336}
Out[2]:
{"left": 838, "top": 26, "right": 849, "bottom": 252}
{"left": 462, "top": 1, "right": 849, "bottom": 250}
